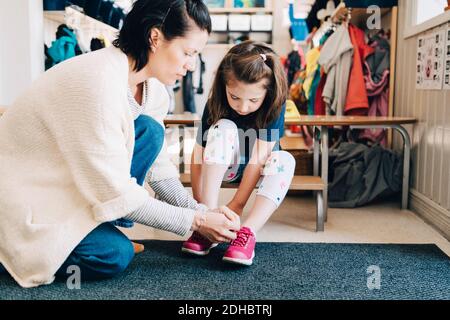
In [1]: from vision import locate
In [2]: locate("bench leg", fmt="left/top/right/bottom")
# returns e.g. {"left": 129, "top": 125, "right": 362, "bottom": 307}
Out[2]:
{"left": 178, "top": 125, "right": 185, "bottom": 174}
{"left": 313, "top": 127, "right": 327, "bottom": 226}
{"left": 321, "top": 126, "right": 329, "bottom": 223}
{"left": 313, "top": 126, "right": 320, "bottom": 176}
{"left": 393, "top": 125, "right": 411, "bottom": 210}
{"left": 316, "top": 190, "right": 324, "bottom": 232}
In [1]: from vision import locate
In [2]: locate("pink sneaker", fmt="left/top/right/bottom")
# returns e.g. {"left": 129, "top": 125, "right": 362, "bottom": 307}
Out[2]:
{"left": 222, "top": 227, "right": 256, "bottom": 266}
{"left": 182, "top": 232, "right": 218, "bottom": 256}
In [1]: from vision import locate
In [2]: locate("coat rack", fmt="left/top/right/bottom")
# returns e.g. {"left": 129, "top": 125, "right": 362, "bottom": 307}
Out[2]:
{"left": 331, "top": 1, "right": 349, "bottom": 24}
{"left": 327, "top": 0, "right": 399, "bottom": 147}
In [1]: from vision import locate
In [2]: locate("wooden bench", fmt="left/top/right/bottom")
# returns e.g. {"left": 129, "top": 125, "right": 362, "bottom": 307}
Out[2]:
{"left": 179, "top": 173, "right": 325, "bottom": 191}
{"left": 164, "top": 113, "right": 417, "bottom": 232}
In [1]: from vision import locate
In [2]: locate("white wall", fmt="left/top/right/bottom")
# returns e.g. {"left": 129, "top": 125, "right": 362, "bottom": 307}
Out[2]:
{"left": 395, "top": 0, "right": 450, "bottom": 239}
{"left": 0, "top": 0, "right": 45, "bottom": 106}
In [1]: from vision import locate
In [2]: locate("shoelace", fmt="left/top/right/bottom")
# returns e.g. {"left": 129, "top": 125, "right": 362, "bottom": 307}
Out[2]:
{"left": 230, "top": 230, "right": 252, "bottom": 247}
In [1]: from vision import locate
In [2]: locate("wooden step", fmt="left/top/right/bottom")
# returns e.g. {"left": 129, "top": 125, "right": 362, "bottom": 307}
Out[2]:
{"left": 180, "top": 173, "right": 325, "bottom": 191}
{"left": 280, "top": 136, "right": 307, "bottom": 151}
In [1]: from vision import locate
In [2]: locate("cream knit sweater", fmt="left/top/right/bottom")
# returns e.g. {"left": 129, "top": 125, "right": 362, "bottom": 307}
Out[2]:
{"left": 0, "top": 47, "right": 176, "bottom": 288}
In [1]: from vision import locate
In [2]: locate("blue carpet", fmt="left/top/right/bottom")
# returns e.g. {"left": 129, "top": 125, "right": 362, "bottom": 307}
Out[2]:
{"left": 0, "top": 241, "right": 449, "bottom": 300}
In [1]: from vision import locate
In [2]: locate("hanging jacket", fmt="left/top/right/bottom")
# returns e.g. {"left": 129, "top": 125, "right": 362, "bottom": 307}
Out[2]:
{"left": 359, "top": 34, "right": 391, "bottom": 145}
{"left": 365, "top": 33, "right": 391, "bottom": 84}
{"left": 308, "top": 66, "right": 321, "bottom": 115}
{"left": 46, "top": 27, "right": 79, "bottom": 69}
{"left": 359, "top": 86, "right": 389, "bottom": 146}
{"left": 182, "top": 54, "right": 206, "bottom": 113}
{"left": 314, "top": 73, "right": 327, "bottom": 115}
{"left": 289, "top": 69, "right": 308, "bottom": 115}
{"left": 182, "top": 71, "right": 196, "bottom": 113}
{"left": 289, "top": 3, "right": 309, "bottom": 41}
{"left": 303, "top": 47, "right": 321, "bottom": 99}
{"left": 285, "top": 50, "right": 302, "bottom": 86}
{"left": 344, "top": 24, "right": 375, "bottom": 115}
{"left": 318, "top": 24, "right": 354, "bottom": 116}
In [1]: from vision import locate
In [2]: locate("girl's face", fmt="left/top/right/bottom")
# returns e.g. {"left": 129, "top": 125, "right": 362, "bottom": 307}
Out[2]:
{"left": 225, "top": 77, "right": 268, "bottom": 116}
{"left": 148, "top": 25, "right": 209, "bottom": 85}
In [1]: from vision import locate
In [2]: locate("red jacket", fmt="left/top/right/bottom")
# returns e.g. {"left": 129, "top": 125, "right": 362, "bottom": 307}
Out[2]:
{"left": 345, "top": 24, "right": 375, "bottom": 115}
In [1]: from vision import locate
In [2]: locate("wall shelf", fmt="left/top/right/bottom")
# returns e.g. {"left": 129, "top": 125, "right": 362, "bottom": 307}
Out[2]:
{"left": 44, "top": 6, "right": 118, "bottom": 35}
{"left": 207, "top": 0, "right": 274, "bottom": 46}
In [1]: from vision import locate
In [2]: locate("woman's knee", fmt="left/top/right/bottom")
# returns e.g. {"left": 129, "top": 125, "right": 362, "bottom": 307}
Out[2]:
{"left": 98, "top": 225, "right": 135, "bottom": 276}
{"left": 108, "top": 235, "right": 134, "bottom": 276}
{"left": 72, "top": 224, "right": 135, "bottom": 279}
{"left": 135, "top": 115, "right": 164, "bottom": 149}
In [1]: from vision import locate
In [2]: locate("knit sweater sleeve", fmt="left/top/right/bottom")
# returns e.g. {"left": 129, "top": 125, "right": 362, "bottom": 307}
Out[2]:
{"left": 149, "top": 177, "right": 209, "bottom": 212}
{"left": 125, "top": 196, "right": 196, "bottom": 236}
{"left": 47, "top": 73, "right": 148, "bottom": 223}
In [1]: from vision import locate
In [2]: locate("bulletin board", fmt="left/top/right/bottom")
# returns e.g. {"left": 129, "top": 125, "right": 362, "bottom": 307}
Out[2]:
{"left": 416, "top": 30, "right": 446, "bottom": 90}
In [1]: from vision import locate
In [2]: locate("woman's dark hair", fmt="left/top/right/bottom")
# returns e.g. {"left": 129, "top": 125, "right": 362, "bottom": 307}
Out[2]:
{"left": 207, "top": 41, "right": 288, "bottom": 130}
{"left": 113, "top": 0, "right": 211, "bottom": 72}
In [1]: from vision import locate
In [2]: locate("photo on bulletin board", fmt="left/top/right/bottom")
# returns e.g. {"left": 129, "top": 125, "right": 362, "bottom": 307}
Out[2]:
{"left": 204, "top": 0, "right": 226, "bottom": 8}
{"left": 234, "top": 0, "right": 265, "bottom": 8}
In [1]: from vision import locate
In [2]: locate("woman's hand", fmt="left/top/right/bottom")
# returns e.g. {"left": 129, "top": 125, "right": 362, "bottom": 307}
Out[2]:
{"left": 192, "top": 208, "right": 240, "bottom": 243}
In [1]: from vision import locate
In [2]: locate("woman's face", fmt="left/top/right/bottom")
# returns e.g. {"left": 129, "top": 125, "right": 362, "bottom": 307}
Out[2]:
{"left": 148, "top": 26, "right": 209, "bottom": 85}
{"left": 225, "top": 77, "right": 268, "bottom": 116}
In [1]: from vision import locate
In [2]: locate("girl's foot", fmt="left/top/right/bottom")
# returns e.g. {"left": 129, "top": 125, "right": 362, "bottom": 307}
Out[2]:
{"left": 182, "top": 232, "right": 218, "bottom": 256}
{"left": 222, "top": 227, "right": 256, "bottom": 266}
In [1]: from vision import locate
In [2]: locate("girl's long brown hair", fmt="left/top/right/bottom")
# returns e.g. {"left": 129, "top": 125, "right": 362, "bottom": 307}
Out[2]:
{"left": 207, "top": 41, "right": 288, "bottom": 129}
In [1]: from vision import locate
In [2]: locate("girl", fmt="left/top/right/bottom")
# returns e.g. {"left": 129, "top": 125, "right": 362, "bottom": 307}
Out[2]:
{"left": 182, "top": 41, "right": 296, "bottom": 266}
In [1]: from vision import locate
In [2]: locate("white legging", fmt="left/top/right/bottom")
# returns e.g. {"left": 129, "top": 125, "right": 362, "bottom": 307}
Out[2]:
{"left": 203, "top": 119, "right": 295, "bottom": 208}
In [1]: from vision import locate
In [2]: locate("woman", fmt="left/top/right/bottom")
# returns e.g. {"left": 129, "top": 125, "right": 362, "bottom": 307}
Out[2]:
{"left": 0, "top": 0, "right": 239, "bottom": 288}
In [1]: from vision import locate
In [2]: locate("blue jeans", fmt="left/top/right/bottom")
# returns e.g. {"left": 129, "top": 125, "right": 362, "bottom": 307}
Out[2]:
{"left": 113, "top": 115, "right": 164, "bottom": 228}
{"left": 0, "top": 115, "right": 164, "bottom": 280}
